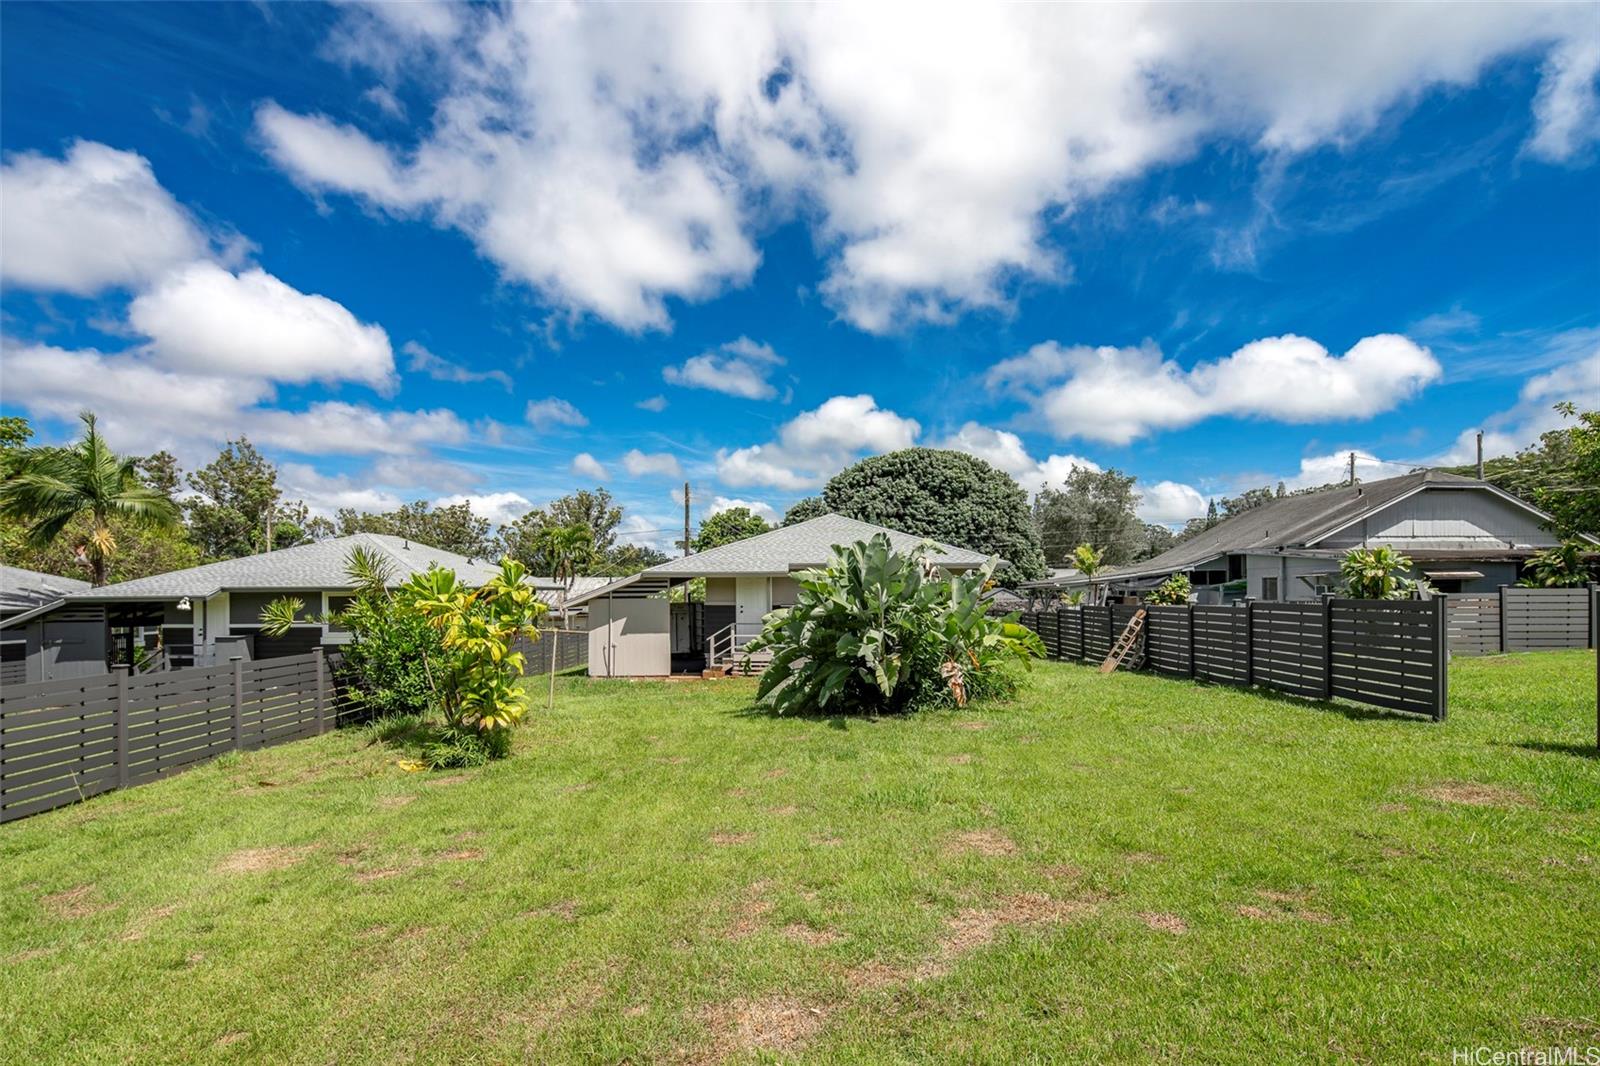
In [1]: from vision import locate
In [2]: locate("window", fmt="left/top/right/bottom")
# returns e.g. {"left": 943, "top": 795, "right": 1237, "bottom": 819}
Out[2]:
{"left": 0, "top": 641, "right": 25, "bottom": 686}
{"left": 1260, "top": 577, "right": 1280, "bottom": 600}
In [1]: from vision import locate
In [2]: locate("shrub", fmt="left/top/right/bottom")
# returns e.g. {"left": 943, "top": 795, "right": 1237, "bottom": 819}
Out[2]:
{"left": 1144, "top": 573, "right": 1191, "bottom": 605}
{"left": 1518, "top": 541, "right": 1592, "bottom": 587}
{"left": 745, "top": 534, "right": 1043, "bottom": 715}
{"left": 396, "top": 558, "right": 548, "bottom": 761}
{"left": 1340, "top": 546, "right": 1423, "bottom": 600}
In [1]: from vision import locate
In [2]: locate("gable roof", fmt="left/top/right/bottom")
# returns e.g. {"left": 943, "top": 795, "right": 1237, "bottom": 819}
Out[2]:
{"left": 0, "top": 565, "right": 92, "bottom": 613}
{"left": 650, "top": 513, "right": 989, "bottom": 576}
{"left": 562, "top": 513, "right": 993, "bottom": 606}
{"left": 1073, "top": 470, "right": 1558, "bottom": 585}
{"left": 65, "top": 534, "right": 505, "bottom": 601}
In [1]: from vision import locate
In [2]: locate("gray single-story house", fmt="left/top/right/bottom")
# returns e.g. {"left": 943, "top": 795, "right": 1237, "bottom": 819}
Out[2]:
{"left": 557, "top": 513, "right": 992, "bottom": 677}
{"left": 0, "top": 534, "right": 601, "bottom": 683}
{"left": 0, "top": 565, "right": 93, "bottom": 685}
{"left": 1024, "top": 470, "right": 1572, "bottom": 604}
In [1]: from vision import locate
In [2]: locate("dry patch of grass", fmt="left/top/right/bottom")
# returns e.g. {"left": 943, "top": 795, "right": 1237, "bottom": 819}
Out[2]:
{"left": 120, "top": 903, "right": 178, "bottom": 943}
{"left": 215, "top": 847, "right": 312, "bottom": 875}
{"left": 1139, "top": 912, "right": 1188, "bottom": 935}
{"left": 42, "top": 884, "right": 110, "bottom": 920}
{"left": 726, "top": 881, "right": 775, "bottom": 940}
{"left": 709, "top": 832, "right": 755, "bottom": 847}
{"left": 375, "top": 795, "right": 415, "bottom": 810}
{"left": 689, "top": 997, "right": 829, "bottom": 1064}
{"left": 1238, "top": 889, "right": 1334, "bottom": 924}
{"left": 781, "top": 922, "right": 845, "bottom": 947}
{"left": 947, "top": 754, "right": 974, "bottom": 765}
{"left": 766, "top": 804, "right": 798, "bottom": 816}
{"left": 1420, "top": 781, "right": 1532, "bottom": 808}
{"left": 946, "top": 828, "right": 1018, "bottom": 857}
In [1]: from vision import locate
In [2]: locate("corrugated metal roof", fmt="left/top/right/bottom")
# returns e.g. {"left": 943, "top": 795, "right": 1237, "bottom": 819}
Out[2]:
{"left": 0, "top": 565, "right": 92, "bottom": 613}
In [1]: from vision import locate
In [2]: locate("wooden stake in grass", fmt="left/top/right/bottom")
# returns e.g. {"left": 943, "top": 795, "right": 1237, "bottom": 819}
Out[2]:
{"left": 548, "top": 628, "right": 558, "bottom": 712}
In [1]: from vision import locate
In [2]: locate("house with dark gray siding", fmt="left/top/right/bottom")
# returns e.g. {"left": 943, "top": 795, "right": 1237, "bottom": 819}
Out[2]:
{"left": 0, "top": 566, "right": 93, "bottom": 685}
{"left": 0, "top": 534, "right": 605, "bottom": 683}
{"left": 1026, "top": 470, "right": 1570, "bottom": 603}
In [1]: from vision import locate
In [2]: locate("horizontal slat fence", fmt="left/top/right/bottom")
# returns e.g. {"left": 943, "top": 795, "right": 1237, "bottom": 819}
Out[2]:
{"left": 512, "top": 629, "right": 589, "bottom": 676}
{"left": 1446, "top": 594, "right": 1502, "bottom": 656}
{"left": 1018, "top": 597, "right": 1447, "bottom": 720}
{"left": 1502, "top": 586, "right": 1592, "bottom": 652}
{"left": 1443, "top": 586, "right": 1594, "bottom": 656}
{"left": 1, "top": 650, "right": 331, "bottom": 823}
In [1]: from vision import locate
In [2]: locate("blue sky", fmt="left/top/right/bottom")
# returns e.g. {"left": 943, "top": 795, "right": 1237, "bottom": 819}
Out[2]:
{"left": 2, "top": 3, "right": 1597, "bottom": 550}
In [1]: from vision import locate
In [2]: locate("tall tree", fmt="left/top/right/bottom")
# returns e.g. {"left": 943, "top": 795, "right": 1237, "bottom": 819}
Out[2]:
{"left": 1446, "top": 404, "right": 1599, "bottom": 539}
{"left": 536, "top": 522, "right": 597, "bottom": 624}
{"left": 1033, "top": 467, "right": 1144, "bottom": 567}
{"left": 694, "top": 506, "right": 770, "bottom": 551}
{"left": 499, "top": 489, "right": 642, "bottom": 573}
{"left": 782, "top": 496, "right": 828, "bottom": 525}
{"left": 822, "top": 449, "right": 1048, "bottom": 582}
{"left": 337, "top": 500, "right": 496, "bottom": 558}
{"left": 0, "top": 411, "right": 181, "bottom": 585}
{"left": 185, "top": 437, "right": 311, "bottom": 560}
{"left": 137, "top": 451, "right": 183, "bottom": 498}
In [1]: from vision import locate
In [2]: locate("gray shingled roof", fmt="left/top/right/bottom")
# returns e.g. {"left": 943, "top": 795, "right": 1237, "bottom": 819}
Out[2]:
{"left": 66, "top": 534, "right": 506, "bottom": 600}
{"left": 1073, "top": 470, "right": 1542, "bottom": 585}
{"left": 0, "top": 565, "right": 92, "bottom": 613}
{"left": 648, "top": 513, "right": 989, "bottom": 575}
{"left": 562, "top": 514, "right": 992, "bottom": 607}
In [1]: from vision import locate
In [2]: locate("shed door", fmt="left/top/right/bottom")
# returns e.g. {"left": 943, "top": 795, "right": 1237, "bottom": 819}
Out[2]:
{"left": 735, "top": 577, "right": 770, "bottom": 632}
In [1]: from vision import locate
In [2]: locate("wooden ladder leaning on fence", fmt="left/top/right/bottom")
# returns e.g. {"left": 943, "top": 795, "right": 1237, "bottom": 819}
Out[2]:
{"left": 1099, "top": 609, "right": 1147, "bottom": 674}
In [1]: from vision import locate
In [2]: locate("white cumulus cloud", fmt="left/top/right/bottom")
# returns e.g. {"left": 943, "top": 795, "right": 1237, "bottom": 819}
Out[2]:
{"left": 434, "top": 491, "right": 535, "bottom": 529}
{"left": 710, "top": 496, "right": 779, "bottom": 524}
{"left": 989, "top": 334, "right": 1442, "bottom": 444}
{"left": 622, "top": 449, "right": 684, "bottom": 479}
{"left": 525, "top": 397, "right": 588, "bottom": 430}
{"left": 256, "top": 5, "right": 1598, "bottom": 334}
{"left": 663, "top": 337, "right": 785, "bottom": 400}
{"left": 715, "top": 394, "right": 922, "bottom": 491}
{"left": 129, "top": 262, "right": 395, "bottom": 391}
{"left": 0, "top": 141, "right": 211, "bottom": 295}
{"left": 570, "top": 452, "right": 609, "bottom": 480}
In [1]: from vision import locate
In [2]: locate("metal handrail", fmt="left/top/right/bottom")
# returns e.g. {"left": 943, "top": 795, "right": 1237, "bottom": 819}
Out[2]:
{"left": 706, "top": 622, "right": 763, "bottom": 666}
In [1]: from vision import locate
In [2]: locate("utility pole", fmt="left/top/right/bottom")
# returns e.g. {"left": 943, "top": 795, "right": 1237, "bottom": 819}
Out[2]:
{"left": 1347, "top": 451, "right": 1357, "bottom": 486}
{"left": 682, "top": 481, "right": 691, "bottom": 558}
{"left": 264, "top": 505, "right": 274, "bottom": 553}
{"left": 1475, "top": 431, "right": 1485, "bottom": 480}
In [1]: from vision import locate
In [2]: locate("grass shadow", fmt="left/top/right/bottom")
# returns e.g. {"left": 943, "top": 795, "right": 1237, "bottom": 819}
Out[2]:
{"left": 360, "top": 714, "right": 446, "bottom": 760}
{"left": 1512, "top": 740, "right": 1600, "bottom": 760}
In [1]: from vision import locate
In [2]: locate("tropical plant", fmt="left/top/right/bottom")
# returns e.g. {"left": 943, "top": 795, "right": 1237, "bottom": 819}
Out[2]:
{"left": 1518, "top": 541, "right": 1593, "bottom": 588}
{"left": 1071, "top": 543, "right": 1104, "bottom": 604}
{"left": 535, "top": 522, "right": 596, "bottom": 624}
{"left": 395, "top": 559, "right": 548, "bottom": 761}
{"left": 1339, "top": 546, "right": 1420, "bottom": 600}
{"left": 1144, "top": 573, "right": 1192, "bottom": 605}
{"left": 261, "top": 547, "right": 440, "bottom": 721}
{"left": 745, "top": 535, "right": 1042, "bottom": 716}
{"left": 0, "top": 411, "right": 181, "bottom": 585}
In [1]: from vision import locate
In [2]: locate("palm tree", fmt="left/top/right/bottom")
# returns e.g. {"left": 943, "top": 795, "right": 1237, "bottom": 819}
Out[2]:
{"left": 537, "top": 522, "right": 596, "bottom": 626}
{"left": 1071, "top": 543, "right": 1104, "bottom": 605}
{"left": 0, "top": 411, "right": 180, "bottom": 586}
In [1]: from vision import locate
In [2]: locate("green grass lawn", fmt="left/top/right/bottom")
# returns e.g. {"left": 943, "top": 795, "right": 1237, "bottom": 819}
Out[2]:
{"left": 3, "top": 653, "right": 1597, "bottom": 1064}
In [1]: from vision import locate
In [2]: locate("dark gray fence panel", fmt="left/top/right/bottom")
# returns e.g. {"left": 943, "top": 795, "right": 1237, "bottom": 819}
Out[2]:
{"left": 1330, "top": 599, "right": 1446, "bottom": 719}
{"left": 1502, "top": 587, "right": 1592, "bottom": 651}
{"left": 1192, "top": 606, "right": 1249, "bottom": 686}
{"left": 1, "top": 650, "right": 330, "bottom": 823}
{"left": 0, "top": 675, "right": 122, "bottom": 822}
{"left": 1083, "top": 607, "right": 1113, "bottom": 662}
{"left": 1061, "top": 608, "right": 1084, "bottom": 660}
{"left": 1144, "top": 606, "right": 1192, "bottom": 676}
{"left": 1446, "top": 594, "right": 1502, "bottom": 656}
{"left": 1037, "top": 612, "right": 1061, "bottom": 659}
{"left": 514, "top": 629, "right": 589, "bottom": 676}
{"left": 1250, "top": 601, "right": 1327, "bottom": 699}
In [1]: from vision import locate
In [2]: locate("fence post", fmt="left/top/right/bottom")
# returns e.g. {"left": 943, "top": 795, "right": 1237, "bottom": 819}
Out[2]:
{"left": 1497, "top": 584, "right": 1508, "bottom": 654}
{"left": 1078, "top": 608, "right": 1087, "bottom": 663}
{"left": 313, "top": 648, "right": 327, "bottom": 735}
{"left": 1321, "top": 595, "right": 1335, "bottom": 701}
{"left": 1242, "top": 600, "right": 1254, "bottom": 688}
{"left": 113, "top": 663, "right": 130, "bottom": 789}
{"left": 231, "top": 657, "right": 244, "bottom": 751}
{"left": 1431, "top": 595, "right": 1449, "bottom": 722}
{"left": 1186, "top": 605, "right": 1196, "bottom": 679}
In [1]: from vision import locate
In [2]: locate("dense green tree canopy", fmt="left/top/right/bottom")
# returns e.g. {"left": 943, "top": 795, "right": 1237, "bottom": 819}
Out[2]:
{"left": 782, "top": 496, "right": 828, "bottom": 526}
{"left": 822, "top": 449, "right": 1046, "bottom": 581}
{"left": 186, "top": 438, "right": 313, "bottom": 559}
{"left": 1032, "top": 467, "right": 1145, "bottom": 568}
{"left": 336, "top": 499, "right": 496, "bottom": 559}
{"left": 694, "top": 506, "right": 770, "bottom": 551}
{"left": 498, "top": 489, "right": 664, "bottom": 575}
